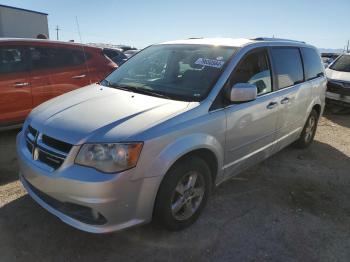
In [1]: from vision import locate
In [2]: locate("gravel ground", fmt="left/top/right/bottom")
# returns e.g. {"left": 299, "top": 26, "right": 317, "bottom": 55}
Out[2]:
{"left": 0, "top": 106, "right": 349, "bottom": 262}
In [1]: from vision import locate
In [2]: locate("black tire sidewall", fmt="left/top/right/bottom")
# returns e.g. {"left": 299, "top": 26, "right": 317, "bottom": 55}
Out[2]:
{"left": 295, "top": 109, "right": 319, "bottom": 148}
{"left": 154, "top": 156, "right": 212, "bottom": 230}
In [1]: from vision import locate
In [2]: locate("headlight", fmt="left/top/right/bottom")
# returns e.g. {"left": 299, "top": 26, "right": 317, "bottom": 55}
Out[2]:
{"left": 75, "top": 143, "right": 143, "bottom": 173}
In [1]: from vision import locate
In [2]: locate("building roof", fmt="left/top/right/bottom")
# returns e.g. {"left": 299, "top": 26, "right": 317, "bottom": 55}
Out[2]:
{"left": 0, "top": 4, "right": 48, "bottom": 16}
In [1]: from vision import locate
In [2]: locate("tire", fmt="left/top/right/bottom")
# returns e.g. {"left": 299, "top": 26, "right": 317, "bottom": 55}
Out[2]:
{"left": 153, "top": 156, "right": 212, "bottom": 231}
{"left": 294, "top": 109, "right": 319, "bottom": 149}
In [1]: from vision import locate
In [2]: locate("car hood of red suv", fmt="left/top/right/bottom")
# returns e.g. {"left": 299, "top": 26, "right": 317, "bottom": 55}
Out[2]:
{"left": 27, "top": 84, "right": 191, "bottom": 145}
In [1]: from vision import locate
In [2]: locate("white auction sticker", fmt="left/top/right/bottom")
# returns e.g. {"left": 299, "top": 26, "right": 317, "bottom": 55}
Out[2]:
{"left": 194, "top": 58, "right": 225, "bottom": 68}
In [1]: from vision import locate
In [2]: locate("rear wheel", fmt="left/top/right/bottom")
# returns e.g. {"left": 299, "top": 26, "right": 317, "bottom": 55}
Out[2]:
{"left": 153, "top": 156, "right": 212, "bottom": 231}
{"left": 294, "top": 109, "right": 319, "bottom": 148}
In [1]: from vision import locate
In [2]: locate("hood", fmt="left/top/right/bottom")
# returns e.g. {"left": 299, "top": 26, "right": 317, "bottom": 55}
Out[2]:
{"left": 326, "top": 68, "right": 350, "bottom": 82}
{"left": 28, "top": 84, "right": 191, "bottom": 144}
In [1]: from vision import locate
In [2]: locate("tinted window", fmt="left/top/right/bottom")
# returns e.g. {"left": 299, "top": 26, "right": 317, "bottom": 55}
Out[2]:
{"left": 103, "top": 49, "right": 127, "bottom": 65}
{"left": 229, "top": 49, "right": 272, "bottom": 96}
{"left": 71, "top": 50, "right": 89, "bottom": 65}
{"left": 330, "top": 55, "right": 350, "bottom": 72}
{"left": 30, "top": 47, "right": 89, "bottom": 70}
{"left": 0, "top": 47, "right": 28, "bottom": 74}
{"left": 271, "top": 48, "right": 304, "bottom": 89}
{"left": 302, "top": 48, "right": 323, "bottom": 80}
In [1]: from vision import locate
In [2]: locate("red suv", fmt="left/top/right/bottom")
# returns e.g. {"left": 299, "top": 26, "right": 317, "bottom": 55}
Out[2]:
{"left": 0, "top": 39, "right": 118, "bottom": 127}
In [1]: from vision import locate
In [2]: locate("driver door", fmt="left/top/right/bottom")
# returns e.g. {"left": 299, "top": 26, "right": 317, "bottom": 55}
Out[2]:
{"left": 223, "top": 48, "right": 280, "bottom": 177}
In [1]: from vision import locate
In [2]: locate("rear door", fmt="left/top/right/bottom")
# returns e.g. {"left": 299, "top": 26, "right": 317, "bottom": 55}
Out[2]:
{"left": 301, "top": 47, "right": 326, "bottom": 105}
{"left": 223, "top": 48, "right": 280, "bottom": 177}
{"left": 28, "top": 46, "right": 53, "bottom": 107}
{"left": 269, "top": 47, "right": 309, "bottom": 150}
{"left": 0, "top": 45, "right": 32, "bottom": 125}
{"left": 29, "top": 46, "right": 89, "bottom": 107}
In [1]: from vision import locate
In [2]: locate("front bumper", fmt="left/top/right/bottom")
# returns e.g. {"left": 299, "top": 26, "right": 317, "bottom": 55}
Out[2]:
{"left": 16, "top": 131, "right": 161, "bottom": 233}
{"left": 326, "top": 79, "right": 350, "bottom": 105}
{"left": 326, "top": 91, "right": 350, "bottom": 106}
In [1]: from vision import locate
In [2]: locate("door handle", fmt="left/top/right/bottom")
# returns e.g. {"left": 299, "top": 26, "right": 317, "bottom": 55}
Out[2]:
{"left": 281, "top": 97, "right": 290, "bottom": 104}
{"left": 71, "top": 74, "right": 86, "bottom": 79}
{"left": 13, "top": 82, "right": 30, "bottom": 88}
{"left": 266, "top": 102, "right": 278, "bottom": 109}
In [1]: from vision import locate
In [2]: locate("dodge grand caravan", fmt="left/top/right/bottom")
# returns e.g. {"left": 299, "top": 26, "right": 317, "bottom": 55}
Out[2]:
{"left": 17, "top": 38, "right": 326, "bottom": 233}
{"left": 0, "top": 39, "right": 117, "bottom": 128}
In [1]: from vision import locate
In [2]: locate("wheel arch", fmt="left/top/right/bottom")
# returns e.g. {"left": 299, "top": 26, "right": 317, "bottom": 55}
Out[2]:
{"left": 303, "top": 97, "right": 323, "bottom": 125}
{"left": 150, "top": 133, "right": 224, "bottom": 186}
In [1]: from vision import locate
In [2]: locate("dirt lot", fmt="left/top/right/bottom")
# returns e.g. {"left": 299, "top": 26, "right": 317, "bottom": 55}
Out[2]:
{"left": 0, "top": 106, "right": 349, "bottom": 262}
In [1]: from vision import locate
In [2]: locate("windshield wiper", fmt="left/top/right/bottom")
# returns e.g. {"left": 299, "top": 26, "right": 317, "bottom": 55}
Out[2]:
{"left": 107, "top": 83, "right": 172, "bottom": 99}
{"left": 131, "top": 88, "right": 172, "bottom": 99}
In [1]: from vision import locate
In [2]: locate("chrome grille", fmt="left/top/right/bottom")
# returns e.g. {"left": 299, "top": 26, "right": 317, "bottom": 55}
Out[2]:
{"left": 25, "top": 125, "right": 72, "bottom": 170}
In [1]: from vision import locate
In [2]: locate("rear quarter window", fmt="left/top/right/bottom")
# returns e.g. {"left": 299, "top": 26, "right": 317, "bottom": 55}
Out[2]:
{"left": 301, "top": 47, "right": 324, "bottom": 80}
{"left": 270, "top": 47, "right": 304, "bottom": 89}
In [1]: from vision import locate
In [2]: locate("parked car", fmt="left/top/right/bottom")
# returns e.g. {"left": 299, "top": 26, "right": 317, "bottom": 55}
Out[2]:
{"left": 322, "top": 57, "right": 333, "bottom": 68}
{"left": 86, "top": 43, "right": 128, "bottom": 66}
{"left": 325, "top": 53, "right": 350, "bottom": 106}
{"left": 102, "top": 48, "right": 128, "bottom": 65}
{"left": 321, "top": 53, "right": 340, "bottom": 68}
{"left": 17, "top": 37, "right": 326, "bottom": 233}
{"left": 0, "top": 39, "right": 118, "bottom": 128}
{"left": 123, "top": 49, "right": 139, "bottom": 58}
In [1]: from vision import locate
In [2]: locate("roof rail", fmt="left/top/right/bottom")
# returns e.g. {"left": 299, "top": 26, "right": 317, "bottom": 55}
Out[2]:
{"left": 188, "top": 37, "right": 203, "bottom": 39}
{"left": 251, "top": 37, "right": 305, "bottom": 44}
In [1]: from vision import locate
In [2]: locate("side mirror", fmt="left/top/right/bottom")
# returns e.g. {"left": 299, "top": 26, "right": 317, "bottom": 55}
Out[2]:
{"left": 228, "top": 83, "right": 257, "bottom": 103}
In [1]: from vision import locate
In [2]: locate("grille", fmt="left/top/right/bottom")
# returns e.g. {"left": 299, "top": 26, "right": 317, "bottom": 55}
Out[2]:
{"left": 327, "top": 80, "right": 350, "bottom": 96}
{"left": 25, "top": 125, "right": 72, "bottom": 170}
{"left": 28, "top": 125, "right": 38, "bottom": 137}
{"left": 42, "top": 135, "right": 72, "bottom": 153}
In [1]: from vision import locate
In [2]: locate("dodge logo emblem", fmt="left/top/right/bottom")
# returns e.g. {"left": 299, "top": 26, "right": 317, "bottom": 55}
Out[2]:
{"left": 33, "top": 147, "right": 39, "bottom": 161}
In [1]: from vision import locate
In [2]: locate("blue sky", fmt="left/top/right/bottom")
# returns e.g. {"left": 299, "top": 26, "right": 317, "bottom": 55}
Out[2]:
{"left": 1, "top": 0, "right": 349, "bottom": 49}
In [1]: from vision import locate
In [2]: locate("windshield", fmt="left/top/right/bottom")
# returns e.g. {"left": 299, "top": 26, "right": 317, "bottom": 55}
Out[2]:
{"left": 330, "top": 55, "right": 350, "bottom": 72}
{"left": 102, "top": 44, "right": 237, "bottom": 101}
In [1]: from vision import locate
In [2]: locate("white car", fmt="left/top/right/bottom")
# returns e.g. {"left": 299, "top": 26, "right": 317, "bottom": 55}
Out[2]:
{"left": 325, "top": 53, "right": 350, "bottom": 106}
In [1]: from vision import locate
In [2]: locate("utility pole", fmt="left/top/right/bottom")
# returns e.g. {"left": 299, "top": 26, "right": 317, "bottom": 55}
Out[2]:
{"left": 347, "top": 40, "right": 349, "bottom": 53}
{"left": 55, "top": 25, "right": 60, "bottom": 40}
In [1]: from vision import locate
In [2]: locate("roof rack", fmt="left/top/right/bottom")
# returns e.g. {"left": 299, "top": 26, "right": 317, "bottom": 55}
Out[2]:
{"left": 251, "top": 37, "right": 305, "bottom": 44}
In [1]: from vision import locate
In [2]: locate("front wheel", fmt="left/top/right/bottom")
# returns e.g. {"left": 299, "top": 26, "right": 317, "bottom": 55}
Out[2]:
{"left": 153, "top": 156, "right": 212, "bottom": 231}
{"left": 294, "top": 109, "right": 319, "bottom": 148}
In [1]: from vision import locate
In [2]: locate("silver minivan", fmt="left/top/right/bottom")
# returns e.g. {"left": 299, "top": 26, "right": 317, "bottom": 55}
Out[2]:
{"left": 17, "top": 38, "right": 326, "bottom": 233}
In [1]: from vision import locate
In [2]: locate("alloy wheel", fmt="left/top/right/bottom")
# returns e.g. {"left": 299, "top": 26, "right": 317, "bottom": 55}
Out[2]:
{"left": 171, "top": 171, "right": 205, "bottom": 221}
{"left": 305, "top": 115, "right": 316, "bottom": 142}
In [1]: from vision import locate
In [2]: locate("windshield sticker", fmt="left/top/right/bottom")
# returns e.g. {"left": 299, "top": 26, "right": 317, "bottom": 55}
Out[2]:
{"left": 195, "top": 58, "right": 225, "bottom": 68}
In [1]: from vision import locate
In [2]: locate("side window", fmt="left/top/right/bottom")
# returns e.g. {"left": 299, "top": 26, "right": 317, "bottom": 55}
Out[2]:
{"left": 270, "top": 47, "right": 304, "bottom": 89}
{"left": 0, "top": 47, "right": 28, "bottom": 74}
{"left": 301, "top": 48, "right": 324, "bottom": 80}
{"left": 71, "top": 50, "right": 89, "bottom": 65}
{"left": 30, "top": 47, "right": 87, "bottom": 70}
{"left": 229, "top": 49, "right": 272, "bottom": 96}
